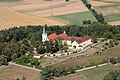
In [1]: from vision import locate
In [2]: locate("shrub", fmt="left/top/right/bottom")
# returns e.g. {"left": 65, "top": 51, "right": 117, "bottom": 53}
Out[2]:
{"left": 109, "top": 57, "right": 117, "bottom": 64}
{"left": 115, "top": 41, "right": 119, "bottom": 45}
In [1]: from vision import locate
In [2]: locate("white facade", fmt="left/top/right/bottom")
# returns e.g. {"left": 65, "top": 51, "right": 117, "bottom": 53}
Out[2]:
{"left": 79, "top": 39, "right": 92, "bottom": 48}
{"left": 71, "top": 39, "right": 92, "bottom": 50}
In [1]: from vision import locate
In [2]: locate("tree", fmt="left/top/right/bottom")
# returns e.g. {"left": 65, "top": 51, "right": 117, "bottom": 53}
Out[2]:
{"left": 71, "top": 36, "right": 75, "bottom": 43}
{"left": 91, "top": 32, "right": 98, "bottom": 43}
{"left": 31, "top": 58, "right": 40, "bottom": 67}
{"left": 66, "top": 0, "right": 69, "bottom": 2}
{"left": 103, "top": 70, "right": 120, "bottom": 80}
{"left": 16, "top": 78, "right": 20, "bottom": 80}
{"left": 37, "top": 46, "right": 46, "bottom": 54}
{"left": 83, "top": 20, "right": 87, "bottom": 24}
{"left": 115, "top": 41, "right": 119, "bottom": 45}
{"left": 87, "top": 20, "right": 91, "bottom": 24}
{"left": 103, "top": 32, "right": 114, "bottom": 39}
{"left": 109, "top": 57, "right": 116, "bottom": 64}
{"left": 117, "top": 57, "right": 120, "bottom": 63}
{"left": 11, "top": 53, "right": 17, "bottom": 62}
{"left": 16, "top": 55, "right": 30, "bottom": 64}
{"left": 0, "top": 55, "right": 8, "bottom": 66}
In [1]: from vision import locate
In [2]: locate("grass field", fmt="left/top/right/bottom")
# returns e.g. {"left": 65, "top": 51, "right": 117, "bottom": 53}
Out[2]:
{"left": 39, "top": 42, "right": 105, "bottom": 68}
{"left": 54, "top": 64, "right": 120, "bottom": 80}
{"left": 51, "top": 43, "right": 120, "bottom": 68}
{"left": 0, "top": 65, "right": 40, "bottom": 80}
{"left": 56, "top": 11, "right": 97, "bottom": 25}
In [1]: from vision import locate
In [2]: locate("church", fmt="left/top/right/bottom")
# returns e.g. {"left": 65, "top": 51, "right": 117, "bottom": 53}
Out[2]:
{"left": 42, "top": 26, "right": 93, "bottom": 50}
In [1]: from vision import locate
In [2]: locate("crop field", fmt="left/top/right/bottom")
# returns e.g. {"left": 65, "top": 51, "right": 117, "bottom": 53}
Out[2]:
{"left": 10, "top": 0, "right": 89, "bottom": 17}
{"left": 90, "top": 0, "right": 120, "bottom": 25}
{"left": 99, "top": 4, "right": 120, "bottom": 25}
{"left": 54, "top": 64, "right": 120, "bottom": 80}
{"left": 91, "top": 0, "right": 120, "bottom": 3}
{"left": 0, "top": 65, "right": 40, "bottom": 80}
{"left": 0, "top": 7, "right": 65, "bottom": 30}
{"left": 89, "top": 0, "right": 112, "bottom": 7}
{"left": 101, "top": 0, "right": 120, "bottom": 3}
{"left": 56, "top": 11, "right": 97, "bottom": 25}
{"left": 0, "top": 0, "right": 20, "bottom": 2}
{"left": 0, "top": 0, "right": 90, "bottom": 29}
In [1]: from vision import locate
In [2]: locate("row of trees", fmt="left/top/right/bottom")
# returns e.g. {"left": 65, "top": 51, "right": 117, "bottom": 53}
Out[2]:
{"left": 82, "top": 0, "right": 106, "bottom": 24}
{"left": 16, "top": 55, "right": 40, "bottom": 68}
{"left": 41, "top": 66, "right": 75, "bottom": 80}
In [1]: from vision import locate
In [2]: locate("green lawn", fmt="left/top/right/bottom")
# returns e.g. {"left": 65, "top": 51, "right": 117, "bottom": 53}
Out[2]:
{"left": 56, "top": 11, "right": 97, "bottom": 25}
{"left": 105, "top": 13, "right": 120, "bottom": 22}
{"left": 0, "top": 0, "right": 20, "bottom": 2}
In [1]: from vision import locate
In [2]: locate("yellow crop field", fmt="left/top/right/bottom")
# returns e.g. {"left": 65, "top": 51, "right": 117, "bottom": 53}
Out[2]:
{"left": 0, "top": 7, "right": 65, "bottom": 30}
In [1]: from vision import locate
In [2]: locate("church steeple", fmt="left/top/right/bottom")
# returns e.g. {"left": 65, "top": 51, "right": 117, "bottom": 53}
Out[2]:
{"left": 42, "top": 26, "right": 48, "bottom": 42}
{"left": 43, "top": 26, "right": 45, "bottom": 33}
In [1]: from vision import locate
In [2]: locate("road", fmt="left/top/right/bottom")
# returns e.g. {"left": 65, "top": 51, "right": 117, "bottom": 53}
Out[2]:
{"left": 76, "top": 63, "right": 108, "bottom": 72}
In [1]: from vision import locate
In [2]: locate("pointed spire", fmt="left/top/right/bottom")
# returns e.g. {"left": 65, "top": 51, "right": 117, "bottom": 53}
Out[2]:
{"left": 43, "top": 26, "right": 45, "bottom": 33}
{"left": 63, "top": 31, "right": 66, "bottom": 34}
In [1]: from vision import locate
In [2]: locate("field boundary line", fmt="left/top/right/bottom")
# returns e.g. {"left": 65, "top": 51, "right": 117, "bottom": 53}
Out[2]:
{"left": 9, "top": 62, "right": 42, "bottom": 72}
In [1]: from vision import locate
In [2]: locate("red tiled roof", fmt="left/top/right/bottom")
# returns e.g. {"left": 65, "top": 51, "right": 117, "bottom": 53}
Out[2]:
{"left": 48, "top": 32, "right": 91, "bottom": 44}
{"left": 48, "top": 33, "right": 58, "bottom": 40}
{"left": 33, "top": 54, "right": 41, "bottom": 56}
{"left": 74, "top": 35, "right": 90, "bottom": 44}
{"left": 58, "top": 32, "right": 70, "bottom": 40}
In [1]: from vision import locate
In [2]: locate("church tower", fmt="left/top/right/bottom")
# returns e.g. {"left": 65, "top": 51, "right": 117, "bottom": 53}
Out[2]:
{"left": 42, "top": 26, "right": 48, "bottom": 42}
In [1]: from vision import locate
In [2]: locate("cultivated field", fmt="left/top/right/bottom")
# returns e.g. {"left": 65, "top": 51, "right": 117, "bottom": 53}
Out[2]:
{"left": 0, "top": 0, "right": 20, "bottom": 2}
{"left": 56, "top": 11, "right": 97, "bottom": 25}
{"left": 101, "top": 0, "right": 120, "bottom": 2}
{"left": 90, "top": 0, "right": 120, "bottom": 25}
{"left": 97, "top": 4, "right": 120, "bottom": 23}
{"left": 0, "top": 7, "right": 65, "bottom": 30}
{"left": 10, "top": 0, "right": 89, "bottom": 17}
{"left": 0, "top": 0, "right": 90, "bottom": 29}
{"left": 54, "top": 64, "right": 120, "bottom": 80}
{"left": 89, "top": 0, "right": 112, "bottom": 7}
{"left": 0, "top": 65, "right": 40, "bottom": 80}
{"left": 109, "top": 21, "right": 120, "bottom": 25}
